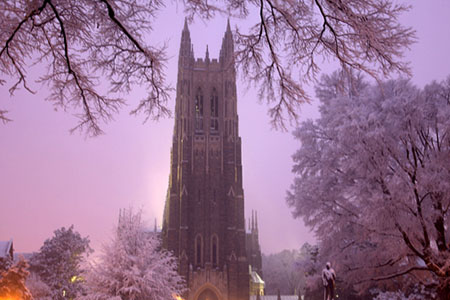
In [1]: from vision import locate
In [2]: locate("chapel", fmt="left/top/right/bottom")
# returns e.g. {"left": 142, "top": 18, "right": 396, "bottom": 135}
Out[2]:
{"left": 162, "top": 20, "right": 263, "bottom": 300}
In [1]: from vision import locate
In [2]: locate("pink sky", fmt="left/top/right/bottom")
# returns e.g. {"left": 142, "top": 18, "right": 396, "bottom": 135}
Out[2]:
{"left": 1, "top": 1, "right": 450, "bottom": 255}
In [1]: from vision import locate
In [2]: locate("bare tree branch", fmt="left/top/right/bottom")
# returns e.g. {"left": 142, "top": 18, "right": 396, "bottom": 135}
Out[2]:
{"left": 1, "top": 0, "right": 414, "bottom": 134}
{"left": 354, "top": 266, "right": 430, "bottom": 284}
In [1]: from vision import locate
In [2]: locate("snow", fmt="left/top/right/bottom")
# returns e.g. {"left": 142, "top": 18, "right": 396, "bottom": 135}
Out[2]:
{"left": 0, "top": 240, "right": 12, "bottom": 258}
{"left": 250, "top": 296, "right": 299, "bottom": 300}
{"left": 79, "top": 209, "right": 185, "bottom": 300}
{"left": 288, "top": 72, "right": 450, "bottom": 295}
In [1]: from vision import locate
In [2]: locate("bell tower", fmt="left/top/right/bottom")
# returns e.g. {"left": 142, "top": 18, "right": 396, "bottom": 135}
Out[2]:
{"left": 162, "top": 20, "right": 249, "bottom": 300}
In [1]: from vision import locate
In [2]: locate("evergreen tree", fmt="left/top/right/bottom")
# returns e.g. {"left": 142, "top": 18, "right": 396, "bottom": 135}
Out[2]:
{"left": 30, "top": 225, "right": 91, "bottom": 299}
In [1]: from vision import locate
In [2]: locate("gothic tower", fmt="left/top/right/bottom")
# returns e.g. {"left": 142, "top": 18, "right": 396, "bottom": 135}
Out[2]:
{"left": 162, "top": 20, "right": 249, "bottom": 300}
{"left": 246, "top": 210, "right": 262, "bottom": 277}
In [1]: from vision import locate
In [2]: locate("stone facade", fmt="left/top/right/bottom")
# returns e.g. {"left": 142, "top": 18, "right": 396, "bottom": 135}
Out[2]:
{"left": 162, "top": 20, "right": 251, "bottom": 300}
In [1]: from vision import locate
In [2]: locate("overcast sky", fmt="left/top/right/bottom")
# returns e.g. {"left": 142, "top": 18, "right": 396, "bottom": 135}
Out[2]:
{"left": 1, "top": 1, "right": 450, "bottom": 255}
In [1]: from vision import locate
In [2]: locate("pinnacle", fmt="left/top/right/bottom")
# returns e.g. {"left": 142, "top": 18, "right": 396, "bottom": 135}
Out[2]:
{"left": 183, "top": 17, "right": 189, "bottom": 31}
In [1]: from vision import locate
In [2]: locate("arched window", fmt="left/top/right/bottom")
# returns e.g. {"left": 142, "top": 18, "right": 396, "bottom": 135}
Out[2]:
{"left": 195, "top": 88, "right": 204, "bottom": 133}
{"left": 210, "top": 88, "right": 219, "bottom": 132}
{"left": 211, "top": 234, "right": 219, "bottom": 267}
{"left": 195, "top": 234, "right": 203, "bottom": 266}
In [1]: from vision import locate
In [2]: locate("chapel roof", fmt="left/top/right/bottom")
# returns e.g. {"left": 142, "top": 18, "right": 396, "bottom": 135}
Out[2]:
{"left": 0, "top": 239, "right": 13, "bottom": 258}
{"left": 250, "top": 270, "right": 265, "bottom": 284}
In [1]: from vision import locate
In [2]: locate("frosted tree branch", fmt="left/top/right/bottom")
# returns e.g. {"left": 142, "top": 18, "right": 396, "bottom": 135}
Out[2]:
{"left": 0, "top": 0, "right": 168, "bottom": 136}
{"left": 288, "top": 72, "right": 450, "bottom": 297}
{"left": 355, "top": 266, "right": 430, "bottom": 284}
{"left": 1, "top": 0, "right": 414, "bottom": 133}
{"left": 183, "top": 0, "right": 415, "bottom": 129}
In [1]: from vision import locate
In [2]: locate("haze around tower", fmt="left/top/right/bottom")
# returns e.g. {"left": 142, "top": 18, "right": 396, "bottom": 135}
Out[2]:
{"left": 1, "top": 1, "right": 450, "bottom": 256}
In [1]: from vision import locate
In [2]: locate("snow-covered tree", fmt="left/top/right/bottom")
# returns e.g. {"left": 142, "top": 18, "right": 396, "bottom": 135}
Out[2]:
{"left": 0, "top": 0, "right": 414, "bottom": 134}
{"left": 371, "top": 284, "right": 436, "bottom": 300}
{"left": 295, "top": 243, "right": 363, "bottom": 300}
{"left": 0, "top": 257, "right": 32, "bottom": 300}
{"left": 79, "top": 208, "right": 185, "bottom": 300}
{"left": 262, "top": 248, "right": 305, "bottom": 295}
{"left": 30, "top": 225, "right": 92, "bottom": 300}
{"left": 287, "top": 72, "right": 450, "bottom": 299}
{"left": 26, "top": 273, "right": 52, "bottom": 300}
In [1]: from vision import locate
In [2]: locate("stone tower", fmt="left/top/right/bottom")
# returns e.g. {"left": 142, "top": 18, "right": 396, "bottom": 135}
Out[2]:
{"left": 162, "top": 20, "right": 249, "bottom": 300}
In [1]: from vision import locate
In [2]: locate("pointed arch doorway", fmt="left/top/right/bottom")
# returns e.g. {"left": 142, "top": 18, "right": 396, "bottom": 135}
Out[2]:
{"left": 193, "top": 284, "right": 223, "bottom": 300}
{"left": 197, "top": 289, "right": 219, "bottom": 300}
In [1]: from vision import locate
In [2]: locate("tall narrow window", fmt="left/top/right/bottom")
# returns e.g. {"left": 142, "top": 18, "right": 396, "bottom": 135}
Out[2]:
{"left": 225, "top": 81, "right": 229, "bottom": 97}
{"left": 210, "top": 88, "right": 219, "bottom": 132}
{"left": 195, "top": 234, "right": 203, "bottom": 266}
{"left": 211, "top": 234, "right": 219, "bottom": 267}
{"left": 195, "top": 88, "right": 204, "bottom": 133}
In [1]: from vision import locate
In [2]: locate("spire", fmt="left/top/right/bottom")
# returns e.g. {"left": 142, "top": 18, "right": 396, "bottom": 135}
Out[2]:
{"left": 220, "top": 20, "right": 234, "bottom": 64}
{"left": 205, "top": 45, "right": 210, "bottom": 61}
{"left": 181, "top": 17, "right": 190, "bottom": 37}
{"left": 154, "top": 218, "right": 157, "bottom": 233}
{"left": 179, "top": 18, "right": 193, "bottom": 63}
{"left": 183, "top": 17, "right": 189, "bottom": 31}
{"left": 252, "top": 210, "right": 255, "bottom": 232}
{"left": 255, "top": 210, "right": 258, "bottom": 233}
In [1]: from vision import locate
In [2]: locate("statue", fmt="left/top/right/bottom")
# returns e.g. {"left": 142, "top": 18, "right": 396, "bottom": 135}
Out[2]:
{"left": 322, "top": 262, "right": 336, "bottom": 300}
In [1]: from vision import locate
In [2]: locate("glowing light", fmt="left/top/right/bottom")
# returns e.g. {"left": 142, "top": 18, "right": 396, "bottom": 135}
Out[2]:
{"left": 71, "top": 275, "right": 78, "bottom": 282}
{"left": 172, "top": 293, "right": 184, "bottom": 300}
{"left": 0, "top": 290, "right": 22, "bottom": 300}
{"left": 0, "top": 295, "right": 20, "bottom": 300}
